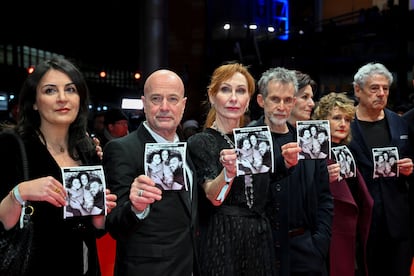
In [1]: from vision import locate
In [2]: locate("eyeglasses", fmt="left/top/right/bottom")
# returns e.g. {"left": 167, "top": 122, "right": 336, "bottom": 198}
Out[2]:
{"left": 149, "top": 95, "right": 182, "bottom": 106}
{"left": 267, "top": 96, "right": 295, "bottom": 105}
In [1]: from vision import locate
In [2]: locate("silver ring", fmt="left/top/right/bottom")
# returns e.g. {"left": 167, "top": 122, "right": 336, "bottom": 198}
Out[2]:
{"left": 138, "top": 189, "right": 144, "bottom": 197}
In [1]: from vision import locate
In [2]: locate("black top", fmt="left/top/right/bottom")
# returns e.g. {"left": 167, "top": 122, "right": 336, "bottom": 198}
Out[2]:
{"left": 0, "top": 130, "right": 103, "bottom": 276}
{"left": 252, "top": 117, "right": 333, "bottom": 274}
{"left": 187, "top": 128, "right": 276, "bottom": 276}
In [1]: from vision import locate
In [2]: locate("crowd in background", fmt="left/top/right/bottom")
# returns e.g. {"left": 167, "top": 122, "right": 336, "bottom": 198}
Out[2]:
{"left": 0, "top": 56, "right": 413, "bottom": 276}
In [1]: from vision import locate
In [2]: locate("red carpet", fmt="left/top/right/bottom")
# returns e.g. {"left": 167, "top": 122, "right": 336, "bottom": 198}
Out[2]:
{"left": 96, "top": 238, "right": 414, "bottom": 276}
{"left": 97, "top": 233, "right": 116, "bottom": 276}
{"left": 412, "top": 258, "right": 414, "bottom": 275}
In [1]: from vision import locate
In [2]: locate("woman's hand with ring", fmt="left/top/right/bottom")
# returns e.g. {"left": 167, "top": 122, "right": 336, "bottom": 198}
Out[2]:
{"left": 220, "top": 149, "right": 237, "bottom": 178}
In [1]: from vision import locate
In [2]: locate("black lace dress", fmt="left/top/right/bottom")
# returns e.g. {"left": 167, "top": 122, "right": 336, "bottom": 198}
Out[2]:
{"left": 187, "top": 128, "right": 276, "bottom": 276}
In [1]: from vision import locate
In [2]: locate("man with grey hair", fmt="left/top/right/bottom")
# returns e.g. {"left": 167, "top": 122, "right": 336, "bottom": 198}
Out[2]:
{"left": 251, "top": 67, "right": 333, "bottom": 275}
{"left": 349, "top": 62, "right": 414, "bottom": 276}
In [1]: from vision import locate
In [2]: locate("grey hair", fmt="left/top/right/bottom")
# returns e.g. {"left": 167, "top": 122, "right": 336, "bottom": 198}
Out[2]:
{"left": 257, "top": 67, "right": 298, "bottom": 98}
{"left": 353, "top": 62, "right": 393, "bottom": 88}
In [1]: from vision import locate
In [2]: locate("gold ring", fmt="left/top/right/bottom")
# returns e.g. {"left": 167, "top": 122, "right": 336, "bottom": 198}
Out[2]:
{"left": 138, "top": 189, "right": 144, "bottom": 197}
{"left": 54, "top": 188, "right": 61, "bottom": 193}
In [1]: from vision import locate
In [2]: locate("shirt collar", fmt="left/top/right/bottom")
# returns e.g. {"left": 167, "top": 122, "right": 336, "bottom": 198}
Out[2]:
{"left": 143, "top": 121, "right": 180, "bottom": 143}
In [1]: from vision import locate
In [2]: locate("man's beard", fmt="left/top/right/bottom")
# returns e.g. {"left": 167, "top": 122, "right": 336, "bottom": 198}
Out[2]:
{"left": 267, "top": 112, "right": 288, "bottom": 127}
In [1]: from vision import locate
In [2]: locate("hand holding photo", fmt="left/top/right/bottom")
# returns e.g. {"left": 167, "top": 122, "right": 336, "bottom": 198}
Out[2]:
{"left": 61, "top": 165, "right": 106, "bottom": 218}
{"left": 145, "top": 142, "right": 188, "bottom": 191}
{"left": 372, "top": 147, "right": 399, "bottom": 178}
{"left": 331, "top": 145, "right": 356, "bottom": 180}
{"left": 296, "top": 120, "right": 331, "bottom": 160}
{"left": 233, "top": 126, "right": 273, "bottom": 176}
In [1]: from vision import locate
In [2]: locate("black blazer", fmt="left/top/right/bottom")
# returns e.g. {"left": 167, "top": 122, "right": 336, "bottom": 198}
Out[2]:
{"left": 253, "top": 117, "right": 333, "bottom": 275}
{"left": 349, "top": 108, "right": 413, "bottom": 239}
{"left": 103, "top": 124, "right": 200, "bottom": 276}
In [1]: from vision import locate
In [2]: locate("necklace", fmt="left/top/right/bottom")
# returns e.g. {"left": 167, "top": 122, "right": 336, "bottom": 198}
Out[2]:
{"left": 211, "top": 121, "right": 254, "bottom": 208}
{"left": 244, "top": 174, "right": 254, "bottom": 208}
{"left": 47, "top": 143, "right": 65, "bottom": 153}
{"left": 211, "top": 121, "right": 235, "bottom": 148}
{"left": 37, "top": 131, "right": 66, "bottom": 153}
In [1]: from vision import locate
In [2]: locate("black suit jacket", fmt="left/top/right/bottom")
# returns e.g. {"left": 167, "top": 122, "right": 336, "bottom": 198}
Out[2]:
{"left": 103, "top": 124, "right": 200, "bottom": 276}
{"left": 253, "top": 117, "right": 333, "bottom": 275}
{"left": 349, "top": 108, "right": 413, "bottom": 240}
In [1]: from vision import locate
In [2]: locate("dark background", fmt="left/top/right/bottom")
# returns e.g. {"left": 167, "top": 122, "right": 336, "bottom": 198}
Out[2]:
{"left": 1, "top": 0, "right": 413, "bottom": 123}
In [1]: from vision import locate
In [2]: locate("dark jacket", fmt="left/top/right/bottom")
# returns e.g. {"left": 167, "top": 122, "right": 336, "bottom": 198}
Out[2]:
{"left": 253, "top": 117, "right": 333, "bottom": 275}
{"left": 0, "top": 130, "right": 103, "bottom": 276}
{"left": 349, "top": 108, "right": 413, "bottom": 275}
{"left": 349, "top": 109, "right": 412, "bottom": 239}
{"left": 103, "top": 124, "right": 200, "bottom": 276}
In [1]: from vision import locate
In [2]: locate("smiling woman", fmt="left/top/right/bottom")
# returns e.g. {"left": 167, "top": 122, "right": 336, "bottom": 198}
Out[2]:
{"left": 0, "top": 57, "right": 117, "bottom": 275}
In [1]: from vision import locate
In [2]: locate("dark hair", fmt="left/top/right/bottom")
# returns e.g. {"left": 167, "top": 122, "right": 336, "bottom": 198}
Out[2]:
{"left": 317, "top": 127, "right": 328, "bottom": 137}
{"left": 147, "top": 150, "right": 161, "bottom": 164}
{"left": 66, "top": 175, "right": 80, "bottom": 189}
{"left": 169, "top": 152, "right": 182, "bottom": 163}
{"left": 104, "top": 108, "right": 128, "bottom": 126}
{"left": 16, "top": 57, "right": 94, "bottom": 160}
{"left": 299, "top": 126, "right": 311, "bottom": 137}
{"left": 294, "top": 70, "right": 317, "bottom": 93}
{"left": 84, "top": 176, "right": 103, "bottom": 191}
{"left": 238, "top": 135, "right": 251, "bottom": 149}
{"left": 78, "top": 171, "right": 90, "bottom": 183}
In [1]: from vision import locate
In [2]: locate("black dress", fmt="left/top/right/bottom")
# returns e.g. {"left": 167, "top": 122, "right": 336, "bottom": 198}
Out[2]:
{"left": 187, "top": 128, "right": 276, "bottom": 276}
{"left": 0, "top": 131, "right": 104, "bottom": 276}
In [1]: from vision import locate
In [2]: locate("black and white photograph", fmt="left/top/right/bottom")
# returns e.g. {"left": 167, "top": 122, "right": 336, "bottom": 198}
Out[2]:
{"left": 372, "top": 147, "right": 399, "bottom": 178}
{"left": 61, "top": 165, "right": 106, "bottom": 218}
{"left": 296, "top": 120, "right": 331, "bottom": 160}
{"left": 145, "top": 142, "right": 187, "bottom": 191}
{"left": 331, "top": 145, "right": 356, "bottom": 180}
{"left": 233, "top": 126, "right": 273, "bottom": 176}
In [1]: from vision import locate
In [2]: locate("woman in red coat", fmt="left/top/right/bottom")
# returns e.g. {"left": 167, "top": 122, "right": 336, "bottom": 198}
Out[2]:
{"left": 313, "top": 92, "right": 373, "bottom": 276}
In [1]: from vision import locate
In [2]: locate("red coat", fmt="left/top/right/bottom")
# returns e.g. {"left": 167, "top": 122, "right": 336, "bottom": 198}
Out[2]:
{"left": 329, "top": 165, "right": 373, "bottom": 276}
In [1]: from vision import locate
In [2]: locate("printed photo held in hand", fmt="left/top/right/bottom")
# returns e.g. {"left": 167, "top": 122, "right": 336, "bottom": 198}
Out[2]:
{"left": 372, "top": 147, "right": 399, "bottom": 178}
{"left": 144, "top": 142, "right": 188, "bottom": 191}
{"left": 233, "top": 125, "right": 273, "bottom": 176}
{"left": 296, "top": 120, "right": 331, "bottom": 160}
{"left": 331, "top": 145, "right": 356, "bottom": 180}
{"left": 62, "top": 165, "right": 107, "bottom": 218}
